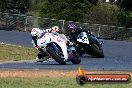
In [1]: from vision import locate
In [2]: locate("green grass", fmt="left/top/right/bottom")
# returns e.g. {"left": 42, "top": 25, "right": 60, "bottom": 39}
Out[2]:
{"left": 0, "top": 44, "right": 37, "bottom": 61}
{"left": 0, "top": 77, "right": 131, "bottom": 88}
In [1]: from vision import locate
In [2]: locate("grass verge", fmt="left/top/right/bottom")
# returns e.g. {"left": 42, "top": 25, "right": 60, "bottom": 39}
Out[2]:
{"left": 0, "top": 44, "right": 37, "bottom": 61}
{"left": 0, "top": 76, "right": 131, "bottom": 88}
{"left": 0, "top": 70, "right": 131, "bottom": 88}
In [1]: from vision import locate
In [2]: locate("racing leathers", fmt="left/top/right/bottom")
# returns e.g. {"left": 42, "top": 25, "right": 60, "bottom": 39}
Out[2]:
{"left": 68, "top": 27, "right": 100, "bottom": 46}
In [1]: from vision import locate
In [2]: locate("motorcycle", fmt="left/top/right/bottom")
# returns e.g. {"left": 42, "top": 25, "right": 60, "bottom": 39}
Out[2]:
{"left": 36, "top": 32, "right": 81, "bottom": 65}
{"left": 76, "top": 32, "right": 104, "bottom": 58}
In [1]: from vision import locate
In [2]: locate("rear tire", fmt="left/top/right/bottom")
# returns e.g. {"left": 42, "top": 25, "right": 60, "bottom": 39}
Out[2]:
{"left": 47, "top": 46, "right": 66, "bottom": 65}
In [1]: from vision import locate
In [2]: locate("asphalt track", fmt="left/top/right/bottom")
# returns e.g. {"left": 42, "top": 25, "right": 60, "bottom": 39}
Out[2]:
{"left": 0, "top": 30, "right": 132, "bottom": 71}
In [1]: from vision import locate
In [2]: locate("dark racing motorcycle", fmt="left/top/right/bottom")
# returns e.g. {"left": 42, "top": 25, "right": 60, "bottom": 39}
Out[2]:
{"left": 75, "top": 32, "right": 104, "bottom": 58}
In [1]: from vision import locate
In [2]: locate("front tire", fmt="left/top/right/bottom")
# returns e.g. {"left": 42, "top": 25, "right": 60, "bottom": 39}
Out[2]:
{"left": 75, "top": 44, "right": 84, "bottom": 56}
{"left": 47, "top": 46, "right": 66, "bottom": 65}
{"left": 90, "top": 44, "right": 104, "bottom": 58}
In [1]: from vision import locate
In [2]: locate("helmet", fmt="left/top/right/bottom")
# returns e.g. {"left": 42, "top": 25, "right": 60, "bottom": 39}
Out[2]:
{"left": 31, "top": 28, "right": 43, "bottom": 37}
{"left": 51, "top": 26, "right": 60, "bottom": 33}
{"left": 67, "top": 22, "right": 76, "bottom": 33}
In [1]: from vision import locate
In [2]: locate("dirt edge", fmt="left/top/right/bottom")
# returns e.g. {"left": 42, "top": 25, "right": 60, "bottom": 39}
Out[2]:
{"left": 0, "top": 69, "right": 132, "bottom": 78}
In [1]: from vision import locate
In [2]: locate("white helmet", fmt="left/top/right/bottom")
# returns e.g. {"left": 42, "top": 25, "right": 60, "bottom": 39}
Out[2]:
{"left": 51, "top": 26, "right": 60, "bottom": 32}
{"left": 31, "top": 28, "right": 43, "bottom": 37}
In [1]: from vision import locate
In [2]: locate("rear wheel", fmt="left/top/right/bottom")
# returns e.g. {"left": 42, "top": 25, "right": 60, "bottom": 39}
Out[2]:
{"left": 47, "top": 45, "right": 66, "bottom": 65}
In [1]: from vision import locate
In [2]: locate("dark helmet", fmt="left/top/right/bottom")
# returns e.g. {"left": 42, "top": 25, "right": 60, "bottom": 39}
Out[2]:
{"left": 67, "top": 22, "right": 77, "bottom": 33}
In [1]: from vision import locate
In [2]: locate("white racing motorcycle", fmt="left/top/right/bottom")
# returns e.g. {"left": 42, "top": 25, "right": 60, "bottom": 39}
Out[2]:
{"left": 37, "top": 32, "right": 81, "bottom": 65}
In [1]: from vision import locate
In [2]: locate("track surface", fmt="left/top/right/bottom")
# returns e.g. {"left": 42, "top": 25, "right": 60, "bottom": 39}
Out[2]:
{"left": 0, "top": 30, "right": 132, "bottom": 71}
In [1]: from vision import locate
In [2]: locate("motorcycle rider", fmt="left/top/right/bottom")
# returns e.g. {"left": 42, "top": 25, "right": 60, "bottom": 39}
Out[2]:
{"left": 50, "top": 26, "right": 67, "bottom": 41}
{"left": 31, "top": 27, "right": 49, "bottom": 62}
{"left": 67, "top": 22, "right": 100, "bottom": 48}
{"left": 47, "top": 26, "right": 71, "bottom": 45}
{"left": 31, "top": 26, "right": 71, "bottom": 62}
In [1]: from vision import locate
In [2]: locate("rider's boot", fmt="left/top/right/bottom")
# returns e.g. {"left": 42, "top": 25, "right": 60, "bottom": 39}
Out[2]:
{"left": 36, "top": 56, "right": 49, "bottom": 62}
{"left": 36, "top": 50, "right": 48, "bottom": 62}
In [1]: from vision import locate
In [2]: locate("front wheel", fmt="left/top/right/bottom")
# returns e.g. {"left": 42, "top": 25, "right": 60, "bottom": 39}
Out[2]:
{"left": 90, "top": 44, "right": 104, "bottom": 58}
{"left": 47, "top": 45, "right": 66, "bottom": 65}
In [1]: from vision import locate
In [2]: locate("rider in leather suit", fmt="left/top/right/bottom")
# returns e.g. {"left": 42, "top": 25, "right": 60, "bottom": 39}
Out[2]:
{"left": 31, "top": 27, "right": 49, "bottom": 62}
{"left": 31, "top": 26, "right": 70, "bottom": 62}
{"left": 67, "top": 22, "right": 100, "bottom": 47}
